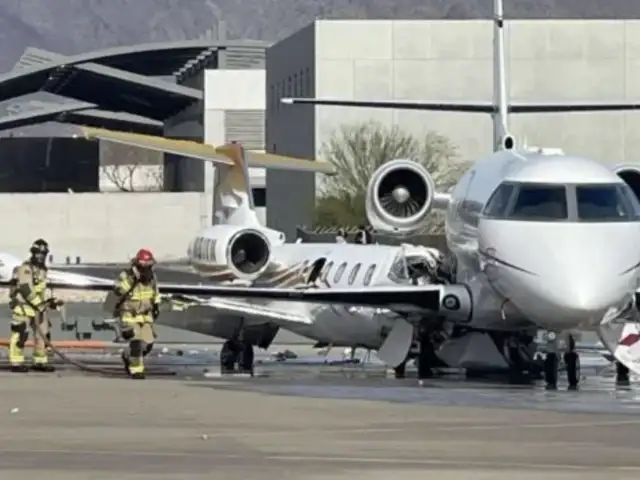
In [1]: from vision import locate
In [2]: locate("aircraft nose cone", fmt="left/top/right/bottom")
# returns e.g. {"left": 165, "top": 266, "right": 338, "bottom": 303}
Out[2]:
{"left": 550, "top": 275, "right": 626, "bottom": 321}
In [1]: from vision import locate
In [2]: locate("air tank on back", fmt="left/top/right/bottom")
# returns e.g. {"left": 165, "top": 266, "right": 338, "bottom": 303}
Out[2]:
{"left": 365, "top": 159, "right": 436, "bottom": 235}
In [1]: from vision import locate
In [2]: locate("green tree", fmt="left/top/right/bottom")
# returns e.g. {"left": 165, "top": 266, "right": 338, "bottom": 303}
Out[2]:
{"left": 315, "top": 121, "right": 469, "bottom": 233}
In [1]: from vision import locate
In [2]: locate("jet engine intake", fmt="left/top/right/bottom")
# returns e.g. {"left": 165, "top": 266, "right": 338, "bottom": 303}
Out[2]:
{"left": 366, "top": 159, "right": 436, "bottom": 235}
{"left": 226, "top": 229, "right": 271, "bottom": 279}
{"left": 440, "top": 284, "right": 473, "bottom": 324}
{"left": 611, "top": 164, "right": 640, "bottom": 202}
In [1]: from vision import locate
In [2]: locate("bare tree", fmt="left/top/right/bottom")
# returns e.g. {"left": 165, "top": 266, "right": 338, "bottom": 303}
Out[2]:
{"left": 99, "top": 141, "right": 164, "bottom": 192}
{"left": 316, "top": 121, "right": 470, "bottom": 233}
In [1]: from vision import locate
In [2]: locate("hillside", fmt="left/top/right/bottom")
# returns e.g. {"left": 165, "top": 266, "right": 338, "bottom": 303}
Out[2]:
{"left": 1, "top": 0, "right": 640, "bottom": 73}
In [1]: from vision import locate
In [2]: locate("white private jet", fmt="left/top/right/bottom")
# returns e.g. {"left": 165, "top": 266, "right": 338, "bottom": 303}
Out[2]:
{"left": 3, "top": 0, "right": 640, "bottom": 388}
{"left": 0, "top": 129, "right": 449, "bottom": 376}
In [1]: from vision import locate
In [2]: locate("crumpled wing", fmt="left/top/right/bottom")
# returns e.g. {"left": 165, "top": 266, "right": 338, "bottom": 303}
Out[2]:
{"left": 0, "top": 273, "right": 443, "bottom": 314}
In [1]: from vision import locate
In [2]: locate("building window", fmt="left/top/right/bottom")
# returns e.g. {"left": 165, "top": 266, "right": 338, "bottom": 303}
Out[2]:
{"left": 293, "top": 74, "right": 298, "bottom": 96}
{"left": 252, "top": 187, "right": 266, "bottom": 207}
{"left": 287, "top": 76, "right": 292, "bottom": 96}
{"left": 305, "top": 68, "right": 311, "bottom": 94}
{"left": 270, "top": 85, "right": 274, "bottom": 110}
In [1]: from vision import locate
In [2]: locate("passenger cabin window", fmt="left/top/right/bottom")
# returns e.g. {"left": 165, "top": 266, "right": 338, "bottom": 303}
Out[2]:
{"left": 363, "top": 264, "right": 376, "bottom": 286}
{"left": 348, "top": 263, "right": 361, "bottom": 285}
{"left": 483, "top": 183, "right": 515, "bottom": 218}
{"left": 509, "top": 184, "right": 567, "bottom": 221}
{"left": 322, "top": 261, "right": 334, "bottom": 282}
{"left": 576, "top": 185, "right": 631, "bottom": 222}
{"left": 333, "top": 262, "right": 347, "bottom": 283}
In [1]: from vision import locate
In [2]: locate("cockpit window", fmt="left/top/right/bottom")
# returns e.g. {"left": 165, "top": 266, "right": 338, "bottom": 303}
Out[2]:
{"left": 483, "top": 183, "right": 515, "bottom": 218}
{"left": 576, "top": 185, "right": 630, "bottom": 221}
{"left": 509, "top": 185, "right": 568, "bottom": 220}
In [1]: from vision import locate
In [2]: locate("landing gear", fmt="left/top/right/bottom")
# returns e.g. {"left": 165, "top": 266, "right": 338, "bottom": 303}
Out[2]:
{"left": 543, "top": 352, "right": 559, "bottom": 390}
{"left": 394, "top": 361, "right": 406, "bottom": 379}
{"left": 238, "top": 341, "right": 254, "bottom": 375}
{"left": 616, "top": 361, "right": 630, "bottom": 387}
{"left": 563, "top": 334, "right": 580, "bottom": 390}
{"left": 543, "top": 333, "right": 579, "bottom": 391}
{"left": 220, "top": 339, "right": 254, "bottom": 375}
{"left": 416, "top": 328, "right": 435, "bottom": 380}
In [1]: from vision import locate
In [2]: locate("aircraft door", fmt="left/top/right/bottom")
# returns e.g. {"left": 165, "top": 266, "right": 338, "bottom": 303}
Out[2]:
{"left": 306, "top": 257, "right": 327, "bottom": 285}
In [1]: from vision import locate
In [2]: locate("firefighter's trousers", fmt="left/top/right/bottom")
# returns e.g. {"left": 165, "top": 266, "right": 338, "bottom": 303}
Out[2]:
{"left": 120, "top": 319, "right": 155, "bottom": 375}
{"left": 9, "top": 313, "right": 50, "bottom": 366}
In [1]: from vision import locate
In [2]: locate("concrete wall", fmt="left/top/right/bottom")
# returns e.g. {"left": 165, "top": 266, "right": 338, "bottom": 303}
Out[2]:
{"left": 265, "top": 23, "right": 317, "bottom": 240}
{"left": 0, "top": 193, "right": 208, "bottom": 262}
{"left": 268, "top": 19, "right": 640, "bottom": 166}
{"left": 205, "top": 69, "right": 267, "bottom": 225}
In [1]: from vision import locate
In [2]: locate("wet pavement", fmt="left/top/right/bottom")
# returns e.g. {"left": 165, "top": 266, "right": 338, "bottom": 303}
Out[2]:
{"left": 0, "top": 360, "right": 639, "bottom": 479}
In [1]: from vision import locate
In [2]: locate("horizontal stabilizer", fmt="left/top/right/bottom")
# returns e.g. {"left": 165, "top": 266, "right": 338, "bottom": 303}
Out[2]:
{"left": 282, "top": 98, "right": 494, "bottom": 113}
{"left": 282, "top": 98, "right": 640, "bottom": 115}
{"left": 80, "top": 126, "right": 335, "bottom": 174}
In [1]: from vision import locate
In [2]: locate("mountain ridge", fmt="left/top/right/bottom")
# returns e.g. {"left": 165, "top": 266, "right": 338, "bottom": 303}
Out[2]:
{"left": 2, "top": 0, "right": 640, "bottom": 73}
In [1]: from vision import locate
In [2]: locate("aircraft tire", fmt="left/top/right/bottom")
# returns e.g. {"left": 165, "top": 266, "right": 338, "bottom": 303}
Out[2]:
{"left": 616, "top": 361, "right": 630, "bottom": 386}
{"left": 220, "top": 340, "right": 239, "bottom": 374}
{"left": 563, "top": 351, "right": 580, "bottom": 390}
{"left": 238, "top": 341, "right": 254, "bottom": 376}
{"left": 543, "top": 352, "right": 558, "bottom": 390}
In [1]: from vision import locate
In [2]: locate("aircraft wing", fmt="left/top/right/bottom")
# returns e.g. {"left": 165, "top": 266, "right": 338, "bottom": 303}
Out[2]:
{"left": 2, "top": 274, "right": 466, "bottom": 317}
{"left": 164, "top": 294, "right": 311, "bottom": 326}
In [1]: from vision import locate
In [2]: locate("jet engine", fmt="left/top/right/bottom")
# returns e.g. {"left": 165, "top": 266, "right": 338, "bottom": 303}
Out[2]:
{"left": 611, "top": 164, "right": 640, "bottom": 202}
{"left": 365, "top": 159, "right": 436, "bottom": 235}
{"left": 189, "top": 225, "right": 282, "bottom": 281}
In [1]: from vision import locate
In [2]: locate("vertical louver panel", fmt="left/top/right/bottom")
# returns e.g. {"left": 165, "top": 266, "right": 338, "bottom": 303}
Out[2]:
{"left": 222, "top": 47, "right": 265, "bottom": 69}
{"left": 224, "top": 110, "right": 265, "bottom": 150}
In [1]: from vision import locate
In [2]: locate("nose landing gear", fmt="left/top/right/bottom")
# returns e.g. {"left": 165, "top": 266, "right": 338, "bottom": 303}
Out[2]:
{"left": 543, "top": 332, "right": 579, "bottom": 391}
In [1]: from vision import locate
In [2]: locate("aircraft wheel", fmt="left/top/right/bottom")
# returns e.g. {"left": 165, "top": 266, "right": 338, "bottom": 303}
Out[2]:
{"left": 417, "top": 330, "right": 434, "bottom": 380}
{"left": 616, "top": 361, "right": 630, "bottom": 387}
{"left": 220, "top": 340, "right": 239, "bottom": 374}
{"left": 543, "top": 352, "right": 558, "bottom": 390}
{"left": 394, "top": 361, "right": 406, "bottom": 379}
{"left": 563, "top": 351, "right": 580, "bottom": 390}
{"left": 238, "top": 341, "right": 254, "bottom": 376}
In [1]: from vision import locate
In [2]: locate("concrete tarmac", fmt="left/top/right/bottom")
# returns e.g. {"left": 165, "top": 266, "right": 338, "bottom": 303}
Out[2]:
{"left": 0, "top": 372, "right": 639, "bottom": 479}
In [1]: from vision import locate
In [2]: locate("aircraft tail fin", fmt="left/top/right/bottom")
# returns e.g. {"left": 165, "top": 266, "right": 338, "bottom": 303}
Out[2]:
{"left": 80, "top": 127, "right": 334, "bottom": 227}
{"left": 281, "top": 0, "right": 640, "bottom": 152}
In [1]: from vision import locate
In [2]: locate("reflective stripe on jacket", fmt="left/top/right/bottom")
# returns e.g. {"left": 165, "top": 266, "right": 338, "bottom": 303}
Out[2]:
{"left": 115, "top": 270, "right": 159, "bottom": 323}
{"left": 10, "top": 262, "right": 48, "bottom": 318}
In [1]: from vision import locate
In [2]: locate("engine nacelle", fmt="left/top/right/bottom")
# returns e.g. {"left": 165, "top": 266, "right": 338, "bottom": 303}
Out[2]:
{"left": 189, "top": 225, "right": 284, "bottom": 281}
{"left": 366, "top": 159, "right": 436, "bottom": 235}
{"left": 611, "top": 164, "right": 640, "bottom": 202}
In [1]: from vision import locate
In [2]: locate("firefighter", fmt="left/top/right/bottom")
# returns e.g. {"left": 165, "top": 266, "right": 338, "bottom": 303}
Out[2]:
{"left": 8, "top": 238, "right": 63, "bottom": 373}
{"left": 354, "top": 226, "right": 373, "bottom": 245}
{"left": 114, "top": 248, "right": 160, "bottom": 380}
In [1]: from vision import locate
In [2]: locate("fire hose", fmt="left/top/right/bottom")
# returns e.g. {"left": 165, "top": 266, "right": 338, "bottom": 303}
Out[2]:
{"left": 30, "top": 304, "right": 132, "bottom": 377}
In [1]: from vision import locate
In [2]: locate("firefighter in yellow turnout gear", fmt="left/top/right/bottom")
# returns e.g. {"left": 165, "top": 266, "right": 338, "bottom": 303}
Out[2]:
{"left": 8, "top": 239, "right": 63, "bottom": 373}
{"left": 115, "top": 248, "right": 160, "bottom": 380}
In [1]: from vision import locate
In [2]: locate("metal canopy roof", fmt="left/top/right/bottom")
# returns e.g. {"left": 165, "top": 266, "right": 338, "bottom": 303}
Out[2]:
{"left": 0, "top": 40, "right": 268, "bottom": 121}
{"left": 0, "top": 64, "right": 202, "bottom": 121}
{"left": 0, "top": 95, "right": 163, "bottom": 136}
